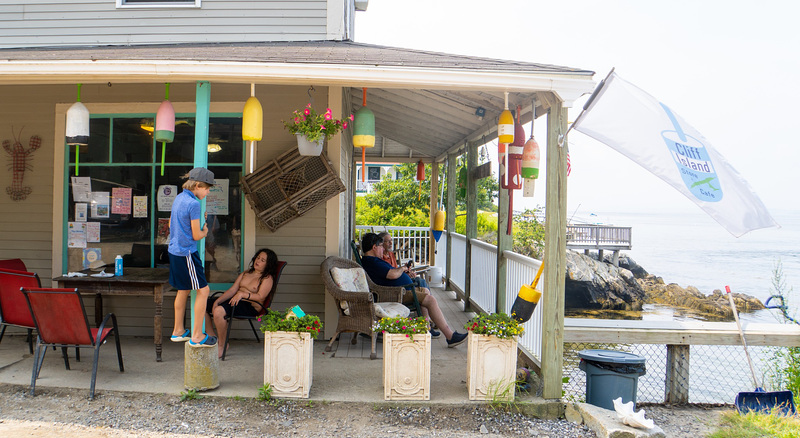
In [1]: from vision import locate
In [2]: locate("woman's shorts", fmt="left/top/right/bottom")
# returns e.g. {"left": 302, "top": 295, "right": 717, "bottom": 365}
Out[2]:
{"left": 207, "top": 297, "right": 261, "bottom": 318}
{"left": 168, "top": 252, "right": 208, "bottom": 290}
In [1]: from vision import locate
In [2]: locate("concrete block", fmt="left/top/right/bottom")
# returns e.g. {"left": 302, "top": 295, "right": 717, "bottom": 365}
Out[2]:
{"left": 184, "top": 342, "right": 220, "bottom": 391}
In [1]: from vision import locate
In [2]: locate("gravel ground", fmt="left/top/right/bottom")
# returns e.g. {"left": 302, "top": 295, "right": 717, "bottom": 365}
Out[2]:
{"left": 0, "top": 384, "right": 729, "bottom": 437}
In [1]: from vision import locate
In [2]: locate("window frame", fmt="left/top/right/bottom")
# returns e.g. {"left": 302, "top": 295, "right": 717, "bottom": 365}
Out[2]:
{"left": 60, "top": 110, "right": 245, "bottom": 290}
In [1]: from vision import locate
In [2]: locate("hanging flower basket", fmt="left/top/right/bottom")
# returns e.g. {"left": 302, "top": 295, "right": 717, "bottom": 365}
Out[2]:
{"left": 282, "top": 104, "right": 353, "bottom": 156}
{"left": 296, "top": 134, "right": 324, "bottom": 156}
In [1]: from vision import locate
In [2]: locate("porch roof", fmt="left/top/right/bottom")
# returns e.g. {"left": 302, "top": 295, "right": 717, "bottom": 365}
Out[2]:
{"left": 0, "top": 40, "right": 596, "bottom": 161}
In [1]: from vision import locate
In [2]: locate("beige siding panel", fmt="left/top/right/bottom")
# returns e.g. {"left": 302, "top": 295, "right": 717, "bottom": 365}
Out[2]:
{"left": 0, "top": 0, "right": 335, "bottom": 48}
{"left": 0, "top": 82, "right": 342, "bottom": 339}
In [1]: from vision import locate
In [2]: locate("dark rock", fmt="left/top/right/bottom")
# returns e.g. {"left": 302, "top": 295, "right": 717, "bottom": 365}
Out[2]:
{"left": 638, "top": 275, "right": 764, "bottom": 320}
{"left": 564, "top": 251, "right": 764, "bottom": 319}
{"left": 564, "top": 251, "right": 645, "bottom": 311}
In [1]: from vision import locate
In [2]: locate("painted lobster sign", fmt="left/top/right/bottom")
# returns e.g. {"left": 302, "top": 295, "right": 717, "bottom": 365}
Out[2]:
{"left": 3, "top": 129, "right": 41, "bottom": 201}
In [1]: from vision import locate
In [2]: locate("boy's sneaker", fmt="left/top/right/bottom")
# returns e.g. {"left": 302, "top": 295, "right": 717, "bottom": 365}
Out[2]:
{"left": 446, "top": 331, "right": 468, "bottom": 348}
{"left": 429, "top": 329, "right": 441, "bottom": 339}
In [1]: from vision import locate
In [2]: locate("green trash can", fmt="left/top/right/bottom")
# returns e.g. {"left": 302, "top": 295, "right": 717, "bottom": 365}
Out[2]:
{"left": 578, "top": 349, "right": 646, "bottom": 410}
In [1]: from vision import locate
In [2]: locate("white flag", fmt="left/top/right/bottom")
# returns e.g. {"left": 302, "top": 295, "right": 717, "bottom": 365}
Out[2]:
{"left": 572, "top": 72, "right": 778, "bottom": 237}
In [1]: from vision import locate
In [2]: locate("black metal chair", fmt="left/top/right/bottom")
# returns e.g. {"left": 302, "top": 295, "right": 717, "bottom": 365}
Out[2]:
{"left": 210, "top": 261, "right": 286, "bottom": 361}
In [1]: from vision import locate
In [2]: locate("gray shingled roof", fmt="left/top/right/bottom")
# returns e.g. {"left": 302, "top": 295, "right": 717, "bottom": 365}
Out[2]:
{"left": 0, "top": 40, "right": 592, "bottom": 76}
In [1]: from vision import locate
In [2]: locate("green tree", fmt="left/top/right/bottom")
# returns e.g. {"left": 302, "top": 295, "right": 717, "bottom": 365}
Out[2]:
{"left": 358, "top": 161, "right": 497, "bottom": 227}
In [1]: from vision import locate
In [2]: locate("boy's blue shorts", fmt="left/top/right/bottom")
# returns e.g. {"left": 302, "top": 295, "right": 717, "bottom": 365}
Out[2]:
{"left": 168, "top": 251, "right": 208, "bottom": 291}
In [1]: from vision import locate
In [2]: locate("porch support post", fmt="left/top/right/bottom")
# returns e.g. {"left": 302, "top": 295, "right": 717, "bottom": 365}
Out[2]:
{"left": 428, "top": 161, "right": 439, "bottom": 266}
{"left": 464, "top": 140, "right": 478, "bottom": 312}
{"left": 496, "top": 164, "right": 510, "bottom": 314}
{"left": 445, "top": 152, "right": 457, "bottom": 288}
{"left": 191, "top": 80, "right": 211, "bottom": 331}
{"left": 541, "top": 97, "right": 568, "bottom": 400}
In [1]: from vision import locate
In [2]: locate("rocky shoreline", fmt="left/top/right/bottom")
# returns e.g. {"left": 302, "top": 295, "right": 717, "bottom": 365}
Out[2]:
{"left": 564, "top": 250, "right": 764, "bottom": 321}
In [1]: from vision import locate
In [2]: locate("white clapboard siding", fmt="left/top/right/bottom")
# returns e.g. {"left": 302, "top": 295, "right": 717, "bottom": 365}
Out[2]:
{"left": 0, "top": 0, "right": 331, "bottom": 49}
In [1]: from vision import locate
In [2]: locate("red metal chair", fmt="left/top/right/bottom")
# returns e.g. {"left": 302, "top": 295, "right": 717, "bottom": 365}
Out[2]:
{"left": 211, "top": 261, "right": 286, "bottom": 361}
{"left": 0, "top": 268, "right": 41, "bottom": 353}
{"left": 0, "top": 258, "right": 27, "bottom": 271}
{"left": 22, "top": 287, "right": 124, "bottom": 400}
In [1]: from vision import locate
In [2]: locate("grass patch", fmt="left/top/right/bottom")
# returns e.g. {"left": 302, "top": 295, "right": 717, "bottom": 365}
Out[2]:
{"left": 708, "top": 410, "right": 800, "bottom": 438}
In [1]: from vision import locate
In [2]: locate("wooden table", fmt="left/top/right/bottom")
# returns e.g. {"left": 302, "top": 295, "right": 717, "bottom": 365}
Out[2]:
{"left": 54, "top": 268, "right": 171, "bottom": 362}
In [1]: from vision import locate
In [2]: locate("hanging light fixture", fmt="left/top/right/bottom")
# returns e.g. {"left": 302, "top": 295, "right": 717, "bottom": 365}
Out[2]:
{"left": 242, "top": 83, "right": 263, "bottom": 173}
{"left": 353, "top": 87, "right": 375, "bottom": 181}
{"left": 155, "top": 83, "right": 175, "bottom": 176}
{"left": 65, "top": 84, "right": 89, "bottom": 176}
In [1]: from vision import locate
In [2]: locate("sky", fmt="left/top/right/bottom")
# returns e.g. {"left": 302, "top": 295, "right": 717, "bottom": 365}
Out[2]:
{"left": 354, "top": 0, "right": 800, "bottom": 219}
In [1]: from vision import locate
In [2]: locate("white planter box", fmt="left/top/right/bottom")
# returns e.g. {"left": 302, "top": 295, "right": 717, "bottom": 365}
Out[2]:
{"left": 466, "top": 333, "right": 517, "bottom": 401}
{"left": 383, "top": 333, "right": 431, "bottom": 400}
{"left": 263, "top": 331, "right": 313, "bottom": 398}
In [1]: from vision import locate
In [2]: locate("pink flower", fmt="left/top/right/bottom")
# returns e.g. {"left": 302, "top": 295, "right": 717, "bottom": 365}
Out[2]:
{"left": 349, "top": 114, "right": 354, "bottom": 121}
{"left": 401, "top": 326, "right": 406, "bottom": 330}
{"left": 304, "top": 108, "right": 311, "bottom": 116}
{"left": 342, "top": 122, "right": 348, "bottom": 129}
{"left": 306, "top": 103, "right": 312, "bottom": 108}
{"left": 320, "top": 124, "right": 326, "bottom": 130}
{"left": 294, "top": 117, "right": 300, "bottom": 124}
{"left": 324, "top": 113, "right": 332, "bottom": 120}
{"left": 325, "top": 108, "right": 332, "bottom": 114}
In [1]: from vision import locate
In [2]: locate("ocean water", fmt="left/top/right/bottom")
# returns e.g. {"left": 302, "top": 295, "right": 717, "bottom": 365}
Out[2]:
{"left": 577, "top": 208, "right": 800, "bottom": 324}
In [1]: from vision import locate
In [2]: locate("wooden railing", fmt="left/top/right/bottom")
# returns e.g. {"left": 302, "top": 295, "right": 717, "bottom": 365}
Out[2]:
{"left": 566, "top": 224, "right": 632, "bottom": 250}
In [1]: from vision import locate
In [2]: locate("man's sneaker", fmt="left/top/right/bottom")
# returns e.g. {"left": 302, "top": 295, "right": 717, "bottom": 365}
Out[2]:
{"left": 429, "top": 329, "right": 441, "bottom": 339}
{"left": 446, "top": 331, "right": 468, "bottom": 348}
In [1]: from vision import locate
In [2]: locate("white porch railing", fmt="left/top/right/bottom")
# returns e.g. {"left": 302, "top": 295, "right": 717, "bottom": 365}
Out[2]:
{"left": 437, "top": 231, "right": 543, "bottom": 362}
{"left": 354, "top": 226, "right": 430, "bottom": 264}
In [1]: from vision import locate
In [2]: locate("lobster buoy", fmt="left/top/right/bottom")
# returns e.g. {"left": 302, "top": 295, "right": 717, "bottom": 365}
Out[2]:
{"left": 432, "top": 210, "right": 445, "bottom": 242}
{"left": 510, "top": 262, "right": 544, "bottom": 323}
{"left": 66, "top": 83, "right": 89, "bottom": 176}
{"left": 498, "top": 92, "right": 514, "bottom": 144}
{"left": 510, "top": 284, "right": 542, "bottom": 323}
{"left": 354, "top": 88, "right": 375, "bottom": 182}
{"left": 155, "top": 100, "right": 175, "bottom": 143}
{"left": 242, "top": 88, "right": 263, "bottom": 173}
{"left": 521, "top": 136, "right": 540, "bottom": 198}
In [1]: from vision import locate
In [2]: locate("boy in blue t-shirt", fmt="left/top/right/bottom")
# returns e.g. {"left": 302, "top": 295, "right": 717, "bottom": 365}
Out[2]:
{"left": 168, "top": 167, "right": 217, "bottom": 347}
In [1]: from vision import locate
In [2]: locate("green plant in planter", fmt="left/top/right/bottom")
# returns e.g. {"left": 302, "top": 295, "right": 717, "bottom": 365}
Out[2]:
{"left": 373, "top": 316, "right": 428, "bottom": 340}
{"left": 258, "top": 309, "right": 322, "bottom": 339}
{"left": 464, "top": 312, "right": 524, "bottom": 339}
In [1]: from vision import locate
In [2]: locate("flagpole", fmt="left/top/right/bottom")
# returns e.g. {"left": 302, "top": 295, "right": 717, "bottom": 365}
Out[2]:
{"left": 558, "top": 67, "right": 615, "bottom": 147}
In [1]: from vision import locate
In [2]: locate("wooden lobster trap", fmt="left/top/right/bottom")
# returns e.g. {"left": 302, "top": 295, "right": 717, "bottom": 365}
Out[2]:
{"left": 242, "top": 147, "right": 346, "bottom": 232}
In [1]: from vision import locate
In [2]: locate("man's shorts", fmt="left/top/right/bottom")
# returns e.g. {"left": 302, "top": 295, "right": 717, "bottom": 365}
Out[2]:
{"left": 169, "top": 251, "right": 208, "bottom": 291}
{"left": 402, "top": 287, "right": 429, "bottom": 305}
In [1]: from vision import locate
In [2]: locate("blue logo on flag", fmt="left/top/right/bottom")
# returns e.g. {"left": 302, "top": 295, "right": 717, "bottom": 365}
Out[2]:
{"left": 660, "top": 103, "right": 722, "bottom": 202}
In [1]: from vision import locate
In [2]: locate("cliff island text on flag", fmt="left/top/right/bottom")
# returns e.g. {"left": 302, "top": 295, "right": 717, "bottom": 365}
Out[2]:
{"left": 572, "top": 71, "right": 778, "bottom": 237}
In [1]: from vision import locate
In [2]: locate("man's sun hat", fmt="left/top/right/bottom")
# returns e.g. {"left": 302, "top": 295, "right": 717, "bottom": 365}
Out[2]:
{"left": 188, "top": 167, "right": 216, "bottom": 185}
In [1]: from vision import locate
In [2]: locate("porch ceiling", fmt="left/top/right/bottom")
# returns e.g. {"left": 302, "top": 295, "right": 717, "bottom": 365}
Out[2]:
{"left": 0, "top": 40, "right": 595, "bottom": 161}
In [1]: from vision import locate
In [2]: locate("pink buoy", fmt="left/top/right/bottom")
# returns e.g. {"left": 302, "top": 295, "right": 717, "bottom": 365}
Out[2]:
{"left": 155, "top": 100, "right": 175, "bottom": 143}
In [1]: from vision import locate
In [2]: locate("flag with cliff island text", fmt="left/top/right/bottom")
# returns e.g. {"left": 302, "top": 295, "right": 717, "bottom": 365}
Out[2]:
{"left": 572, "top": 72, "right": 778, "bottom": 237}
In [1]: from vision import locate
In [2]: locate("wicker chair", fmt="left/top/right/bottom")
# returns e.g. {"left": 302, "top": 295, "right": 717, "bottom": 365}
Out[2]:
{"left": 320, "top": 256, "right": 405, "bottom": 359}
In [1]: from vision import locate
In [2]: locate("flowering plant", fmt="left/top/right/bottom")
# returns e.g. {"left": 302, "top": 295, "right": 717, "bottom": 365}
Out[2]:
{"left": 282, "top": 104, "right": 353, "bottom": 143}
{"left": 259, "top": 309, "right": 322, "bottom": 339}
{"left": 464, "top": 312, "right": 523, "bottom": 340}
{"left": 372, "top": 316, "right": 428, "bottom": 340}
